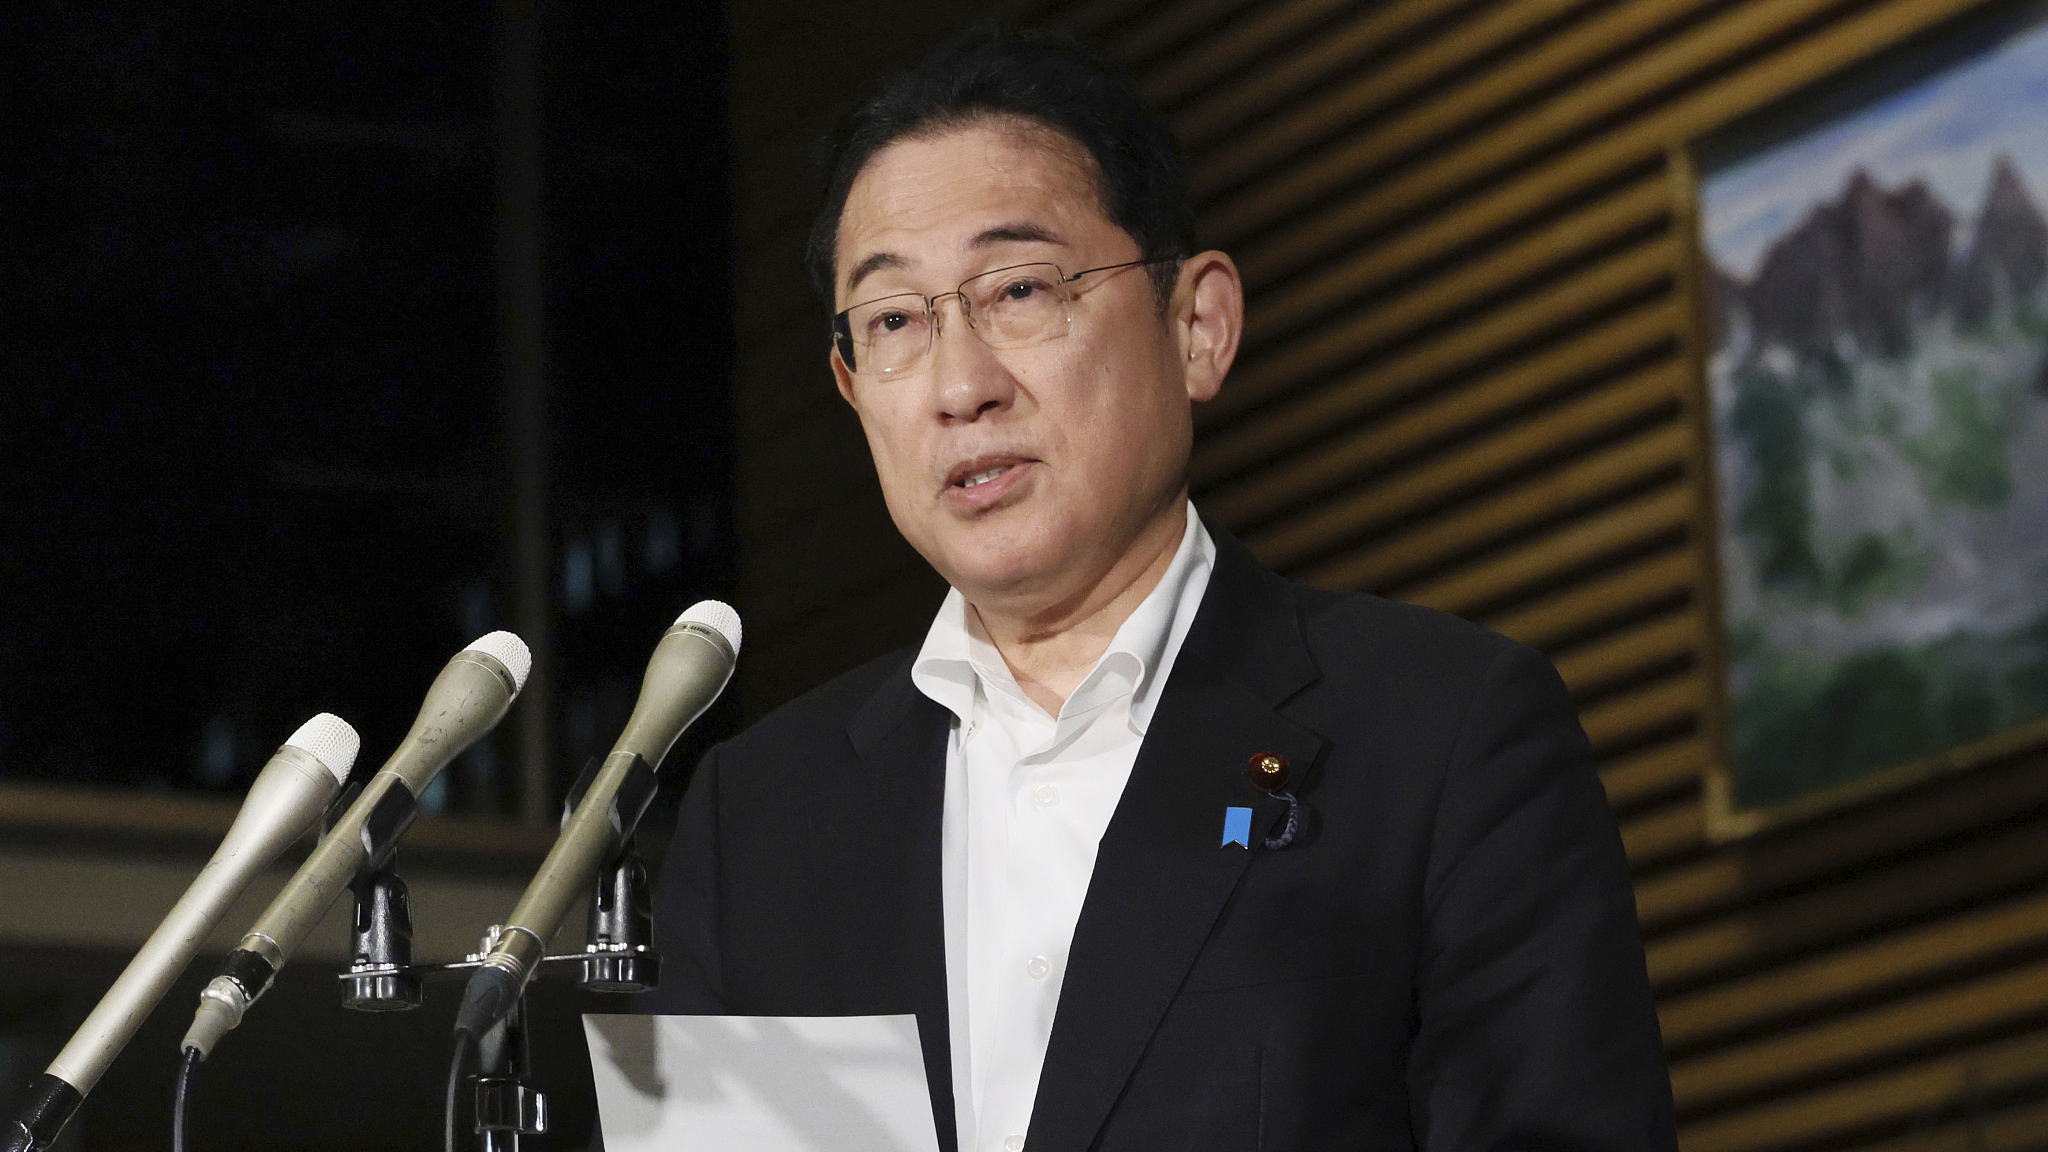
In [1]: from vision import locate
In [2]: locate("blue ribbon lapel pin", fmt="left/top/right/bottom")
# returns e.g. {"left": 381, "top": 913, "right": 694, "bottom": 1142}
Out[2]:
{"left": 1222, "top": 806, "right": 1253, "bottom": 849}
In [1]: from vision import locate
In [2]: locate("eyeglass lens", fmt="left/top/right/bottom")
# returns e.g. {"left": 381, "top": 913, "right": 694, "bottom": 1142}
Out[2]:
{"left": 841, "top": 264, "right": 1073, "bottom": 375}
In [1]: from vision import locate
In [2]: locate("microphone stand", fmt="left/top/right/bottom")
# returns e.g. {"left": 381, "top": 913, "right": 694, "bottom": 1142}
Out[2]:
{"left": 333, "top": 838, "right": 660, "bottom": 1149}
{"left": 472, "top": 991, "right": 544, "bottom": 1151}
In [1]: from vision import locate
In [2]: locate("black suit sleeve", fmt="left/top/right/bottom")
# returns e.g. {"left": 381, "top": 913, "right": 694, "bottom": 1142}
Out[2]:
{"left": 1406, "top": 643, "right": 1677, "bottom": 1151}
{"left": 640, "top": 743, "right": 726, "bottom": 1015}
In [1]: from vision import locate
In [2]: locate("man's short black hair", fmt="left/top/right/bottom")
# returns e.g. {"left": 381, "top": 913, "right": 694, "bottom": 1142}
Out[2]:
{"left": 806, "top": 27, "right": 1197, "bottom": 308}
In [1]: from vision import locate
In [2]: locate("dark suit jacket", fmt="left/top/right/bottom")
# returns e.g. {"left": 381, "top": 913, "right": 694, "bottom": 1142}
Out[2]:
{"left": 642, "top": 528, "right": 1678, "bottom": 1151}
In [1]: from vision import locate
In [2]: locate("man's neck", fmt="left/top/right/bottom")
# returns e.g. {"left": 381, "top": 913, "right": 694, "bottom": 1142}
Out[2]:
{"left": 968, "top": 498, "right": 1189, "bottom": 716}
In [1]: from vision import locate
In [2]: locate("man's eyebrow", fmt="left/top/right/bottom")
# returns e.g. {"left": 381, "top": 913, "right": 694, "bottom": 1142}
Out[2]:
{"left": 972, "top": 223, "right": 1064, "bottom": 248}
{"left": 843, "top": 224, "right": 1065, "bottom": 296}
{"left": 845, "top": 251, "right": 908, "bottom": 295}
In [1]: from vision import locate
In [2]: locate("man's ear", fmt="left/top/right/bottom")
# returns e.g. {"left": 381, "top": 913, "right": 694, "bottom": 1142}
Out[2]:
{"left": 1174, "top": 250, "right": 1243, "bottom": 404}
{"left": 831, "top": 345, "right": 858, "bottom": 406}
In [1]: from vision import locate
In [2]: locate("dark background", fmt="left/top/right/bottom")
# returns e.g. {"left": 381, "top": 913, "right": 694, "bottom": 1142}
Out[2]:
{"left": 0, "top": 1, "right": 738, "bottom": 812}
{"left": 1, "top": 3, "right": 737, "bottom": 1148}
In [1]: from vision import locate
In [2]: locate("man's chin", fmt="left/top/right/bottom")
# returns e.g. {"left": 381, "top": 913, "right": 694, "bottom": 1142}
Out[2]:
{"left": 927, "top": 524, "right": 1069, "bottom": 602}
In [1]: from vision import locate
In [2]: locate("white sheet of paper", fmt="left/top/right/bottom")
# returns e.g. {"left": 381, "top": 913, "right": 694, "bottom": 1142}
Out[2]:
{"left": 583, "top": 1013, "right": 941, "bottom": 1152}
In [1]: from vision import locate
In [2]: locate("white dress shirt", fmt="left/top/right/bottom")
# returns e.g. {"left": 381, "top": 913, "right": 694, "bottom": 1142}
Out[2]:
{"left": 909, "top": 503, "right": 1216, "bottom": 1152}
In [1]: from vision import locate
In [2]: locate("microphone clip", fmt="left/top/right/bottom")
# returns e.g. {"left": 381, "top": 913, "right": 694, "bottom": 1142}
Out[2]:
{"left": 580, "top": 846, "right": 661, "bottom": 993}
{"left": 342, "top": 857, "right": 422, "bottom": 1011}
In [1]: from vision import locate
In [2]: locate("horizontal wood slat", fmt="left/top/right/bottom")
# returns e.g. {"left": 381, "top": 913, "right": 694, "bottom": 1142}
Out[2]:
{"left": 1645, "top": 820, "right": 2048, "bottom": 989}
{"left": 1244, "top": 358, "right": 1685, "bottom": 569}
{"left": 1484, "top": 541, "right": 1698, "bottom": 649}
{"left": 1660, "top": 888, "right": 2048, "bottom": 1049}
{"left": 1638, "top": 758, "right": 2048, "bottom": 935}
{"left": 1204, "top": 231, "right": 1678, "bottom": 442}
{"left": 1212, "top": 154, "right": 1676, "bottom": 407}
{"left": 1677, "top": 1028, "right": 2048, "bottom": 1152}
{"left": 1036, "top": 0, "right": 1160, "bottom": 39}
{"left": 1601, "top": 738, "right": 1708, "bottom": 808}
{"left": 1137, "top": 0, "right": 1403, "bottom": 113}
{"left": 1224, "top": 0, "right": 1960, "bottom": 284}
{"left": 1622, "top": 800, "right": 1709, "bottom": 864}
{"left": 1638, "top": 858, "right": 1756, "bottom": 940}
{"left": 1211, "top": 0, "right": 1842, "bottom": 253}
{"left": 1100, "top": 0, "right": 1263, "bottom": 72}
{"left": 1176, "top": 0, "right": 1581, "bottom": 161}
{"left": 1293, "top": 419, "right": 1692, "bottom": 592}
{"left": 1579, "top": 669, "right": 1705, "bottom": 751}
{"left": 1670, "top": 957, "right": 2048, "bottom": 1110}
{"left": 1196, "top": 0, "right": 1706, "bottom": 212}
{"left": 1402, "top": 483, "right": 1694, "bottom": 617}
{"left": 1852, "top": 1096, "right": 2048, "bottom": 1152}
{"left": 1243, "top": 168, "right": 1673, "bottom": 359}
{"left": 1551, "top": 607, "right": 1702, "bottom": 694}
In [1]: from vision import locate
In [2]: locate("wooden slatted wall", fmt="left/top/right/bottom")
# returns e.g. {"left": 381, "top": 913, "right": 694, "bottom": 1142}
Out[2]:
{"left": 729, "top": 1, "right": 2048, "bottom": 1148}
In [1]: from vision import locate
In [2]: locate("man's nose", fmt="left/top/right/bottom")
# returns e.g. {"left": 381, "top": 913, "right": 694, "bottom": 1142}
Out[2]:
{"left": 929, "top": 296, "right": 1016, "bottom": 422}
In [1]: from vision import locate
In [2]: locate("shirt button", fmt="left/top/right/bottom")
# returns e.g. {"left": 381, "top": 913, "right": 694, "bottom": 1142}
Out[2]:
{"left": 1004, "top": 1136, "right": 1025, "bottom": 1152}
{"left": 1026, "top": 956, "right": 1050, "bottom": 980}
{"left": 1031, "top": 784, "right": 1060, "bottom": 807}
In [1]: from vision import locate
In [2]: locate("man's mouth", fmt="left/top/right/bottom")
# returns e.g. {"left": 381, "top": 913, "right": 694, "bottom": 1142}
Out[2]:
{"left": 943, "top": 455, "right": 1034, "bottom": 498}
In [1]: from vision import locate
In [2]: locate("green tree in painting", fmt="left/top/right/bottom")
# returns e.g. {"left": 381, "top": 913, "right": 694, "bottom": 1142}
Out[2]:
{"left": 1729, "top": 366, "right": 1821, "bottom": 590}
{"left": 1899, "top": 367, "right": 2014, "bottom": 508}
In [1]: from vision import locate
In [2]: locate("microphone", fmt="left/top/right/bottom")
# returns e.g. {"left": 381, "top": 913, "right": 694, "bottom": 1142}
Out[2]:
{"left": 453, "top": 601, "right": 738, "bottom": 1041}
{"left": 180, "top": 631, "right": 532, "bottom": 1061}
{"left": 2, "top": 715, "right": 358, "bottom": 1152}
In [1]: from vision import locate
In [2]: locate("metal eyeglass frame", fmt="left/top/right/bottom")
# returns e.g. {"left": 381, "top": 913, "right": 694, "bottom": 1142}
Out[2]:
{"left": 831, "top": 255, "right": 1181, "bottom": 375}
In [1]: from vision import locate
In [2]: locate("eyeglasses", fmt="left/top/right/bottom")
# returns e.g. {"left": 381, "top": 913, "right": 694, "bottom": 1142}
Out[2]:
{"left": 832, "top": 257, "right": 1179, "bottom": 377}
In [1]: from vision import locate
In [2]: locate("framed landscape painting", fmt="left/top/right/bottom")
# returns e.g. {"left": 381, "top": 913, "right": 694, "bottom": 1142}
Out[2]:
{"left": 1696, "top": 2, "right": 2048, "bottom": 835}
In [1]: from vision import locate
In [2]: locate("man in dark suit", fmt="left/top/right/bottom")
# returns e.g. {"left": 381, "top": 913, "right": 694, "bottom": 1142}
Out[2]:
{"left": 643, "top": 30, "right": 1676, "bottom": 1152}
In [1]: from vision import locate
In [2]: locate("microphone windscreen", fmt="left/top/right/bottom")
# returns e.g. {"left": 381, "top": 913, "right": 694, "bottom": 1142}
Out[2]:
{"left": 282, "top": 713, "right": 360, "bottom": 784}
{"left": 465, "top": 630, "right": 533, "bottom": 692}
{"left": 678, "top": 599, "right": 742, "bottom": 655}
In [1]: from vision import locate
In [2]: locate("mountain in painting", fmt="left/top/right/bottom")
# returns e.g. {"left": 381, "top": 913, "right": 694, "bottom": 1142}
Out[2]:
{"left": 1739, "top": 169, "right": 1955, "bottom": 359}
{"left": 1715, "top": 154, "right": 2048, "bottom": 353}
{"left": 1954, "top": 156, "right": 2048, "bottom": 326}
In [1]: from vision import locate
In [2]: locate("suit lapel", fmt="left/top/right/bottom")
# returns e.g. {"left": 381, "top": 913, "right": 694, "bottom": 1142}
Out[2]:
{"left": 809, "top": 663, "right": 959, "bottom": 1152}
{"left": 1026, "top": 528, "right": 1328, "bottom": 1152}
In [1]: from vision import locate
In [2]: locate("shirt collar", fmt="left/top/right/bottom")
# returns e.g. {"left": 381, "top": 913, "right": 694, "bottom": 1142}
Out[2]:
{"left": 910, "top": 503, "right": 1214, "bottom": 737}
{"left": 1121, "top": 503, "right": 1214, "bottom": 733}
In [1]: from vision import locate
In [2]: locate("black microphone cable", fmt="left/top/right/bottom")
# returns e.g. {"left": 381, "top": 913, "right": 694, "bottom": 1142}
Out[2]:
{"left": 171, "top": 1047, "right": 200, "bottom": 1152}
{"left": 444, "top": 1030, "right": 479, "bottom": 1152}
